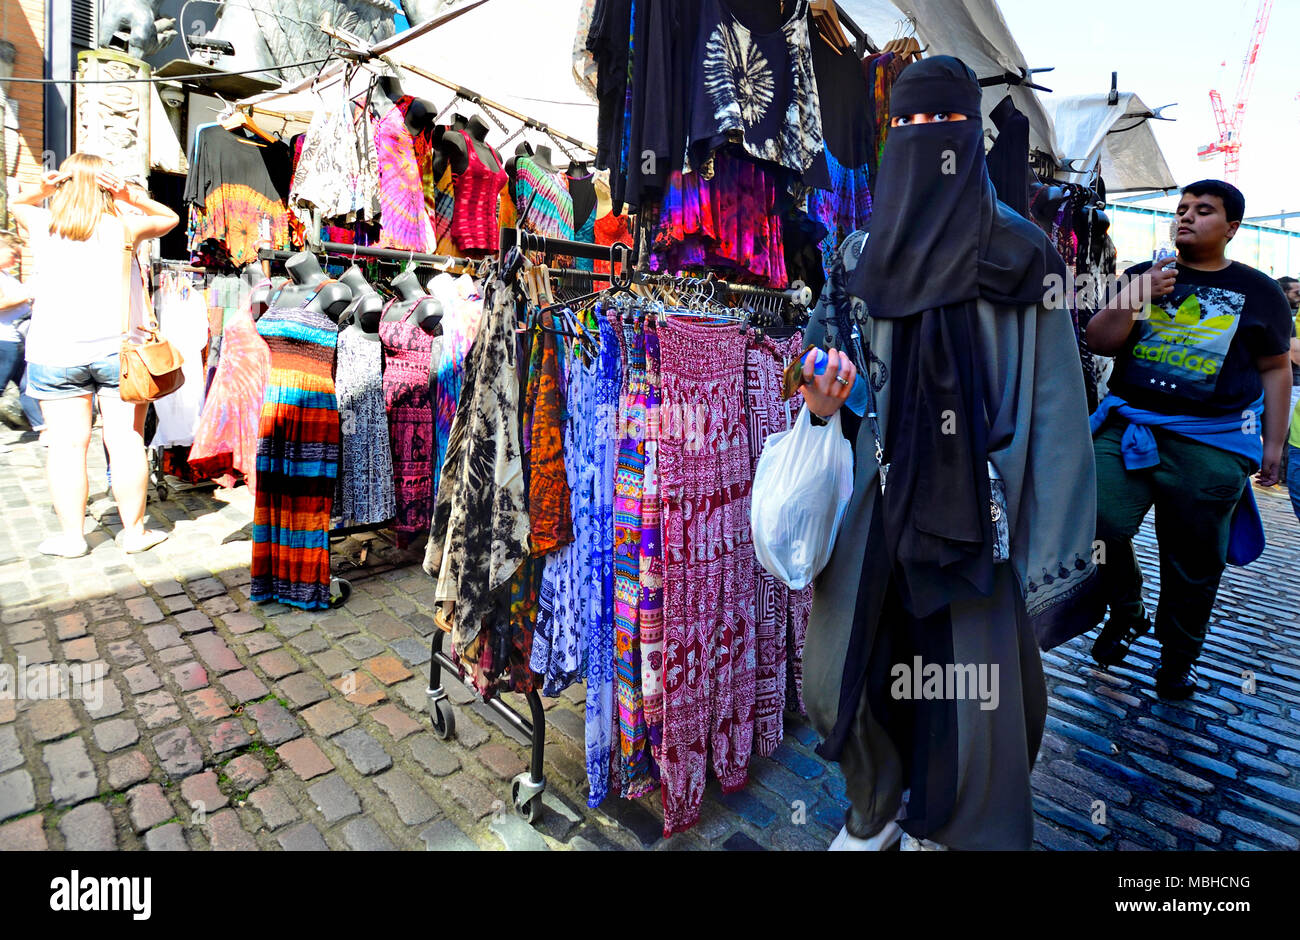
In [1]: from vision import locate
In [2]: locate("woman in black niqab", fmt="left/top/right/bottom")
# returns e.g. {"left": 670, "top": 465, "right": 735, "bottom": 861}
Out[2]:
{"left": 803, "top": 56, "right": 1098, "bottom": 852}
{"left": 849, "top": 56, "right": 1066, "bottom": 621}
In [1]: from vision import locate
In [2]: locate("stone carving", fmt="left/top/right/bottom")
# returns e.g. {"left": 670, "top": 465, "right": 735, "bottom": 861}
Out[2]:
{"left": 75, "top": 52, "right": 150, "bottom": 185}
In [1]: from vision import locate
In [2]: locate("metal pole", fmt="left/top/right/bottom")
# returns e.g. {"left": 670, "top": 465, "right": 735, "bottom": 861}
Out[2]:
{"left": 384, "top": 59, "right": 598, "bottom": 157}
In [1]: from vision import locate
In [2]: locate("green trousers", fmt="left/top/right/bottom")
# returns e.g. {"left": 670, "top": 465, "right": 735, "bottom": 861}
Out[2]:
{"left": 1093, "top": 419, "right": 1253, "bottom": 664}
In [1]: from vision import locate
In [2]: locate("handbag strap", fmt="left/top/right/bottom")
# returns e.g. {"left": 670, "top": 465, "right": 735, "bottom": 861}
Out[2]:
{"left": 849, "top": 320, "right": 888, "bottom": 493}
{"left": 120, "top": 221, "right": 159, "bottom": 339}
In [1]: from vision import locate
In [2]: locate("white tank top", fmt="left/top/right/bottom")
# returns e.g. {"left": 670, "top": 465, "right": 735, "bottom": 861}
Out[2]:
{"left": 24, "top": 209, "right": 143, "bottom": 368}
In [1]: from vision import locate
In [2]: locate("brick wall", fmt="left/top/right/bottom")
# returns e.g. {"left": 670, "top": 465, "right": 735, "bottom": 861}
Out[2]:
{"left": 2, "top": 0, "right": 46, "bottom": 275}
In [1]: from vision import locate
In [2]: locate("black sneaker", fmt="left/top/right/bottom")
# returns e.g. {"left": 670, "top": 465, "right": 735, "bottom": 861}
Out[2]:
{"left": 1156, "top": 658, "right": 1199, "bottom": 700}
{"left": 1091, "top": 612, "right": 1152, "bottom": 667}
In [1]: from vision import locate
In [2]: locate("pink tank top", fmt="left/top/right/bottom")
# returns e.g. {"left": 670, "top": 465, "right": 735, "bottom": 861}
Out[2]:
{"left": 451, "top": 131, "right": 508, "bottom": 254}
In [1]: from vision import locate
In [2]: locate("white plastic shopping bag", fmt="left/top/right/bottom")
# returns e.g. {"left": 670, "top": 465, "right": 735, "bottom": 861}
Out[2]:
{"left": 751, "top": 404, "right": 855, "bottom": 590}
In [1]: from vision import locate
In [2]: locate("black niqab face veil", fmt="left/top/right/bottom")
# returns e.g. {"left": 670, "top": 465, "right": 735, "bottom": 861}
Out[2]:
{"left": 848, "top": 56, "right": 1063, "bottom": 316}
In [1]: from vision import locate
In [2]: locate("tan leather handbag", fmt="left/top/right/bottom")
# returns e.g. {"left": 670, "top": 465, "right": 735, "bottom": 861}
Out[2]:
{"left": 118, "top": 231, "right": 184, "bottom": 403}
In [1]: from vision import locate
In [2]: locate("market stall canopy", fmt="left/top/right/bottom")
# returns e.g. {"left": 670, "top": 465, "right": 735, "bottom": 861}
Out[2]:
{"left": 839, "top": 0, "right": 1058, "bottom": 155}
{"left": 238, "top": 0, "right": 599, "bottom": 151}
{"left": 1045, "top": 92, "right": 1178, "bottom": 193}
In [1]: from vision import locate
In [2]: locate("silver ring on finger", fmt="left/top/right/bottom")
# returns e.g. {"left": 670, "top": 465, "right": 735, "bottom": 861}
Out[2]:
{"left": 835, "top": 375, "right": 850, "bottom": 387}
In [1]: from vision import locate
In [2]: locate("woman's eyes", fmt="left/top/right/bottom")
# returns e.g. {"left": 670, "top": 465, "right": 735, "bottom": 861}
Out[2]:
{"left": 933, "top": 113, "right": 951, "bottom": 122}
{"left": 894, "top": 116, "right": 911, "bottom": 126}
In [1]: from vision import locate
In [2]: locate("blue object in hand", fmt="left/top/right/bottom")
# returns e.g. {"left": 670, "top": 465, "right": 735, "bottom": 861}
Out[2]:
{"left": 809, "top": 349, "right": 869, "bottom": 417}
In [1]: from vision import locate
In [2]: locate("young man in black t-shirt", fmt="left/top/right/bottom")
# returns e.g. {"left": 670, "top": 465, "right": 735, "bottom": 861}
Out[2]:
{"left": 1085, "top": 180, "right": 1292, "bottom": 699}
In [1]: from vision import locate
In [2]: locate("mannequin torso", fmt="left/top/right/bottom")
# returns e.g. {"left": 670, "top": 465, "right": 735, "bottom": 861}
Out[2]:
{"left": 270, "top": 253, "right": 351, "bottom": 322}
{"left": 435, "top": 114, "right": 472, "bottom": 176}
{"left": 339, "top": 266, "right": 383, "bottom": 341}
{"left": 382, "top": 270, "right": 442, "bottom": 334}
{"left": 505, "top": 141, "right": 534, "bottom": 190}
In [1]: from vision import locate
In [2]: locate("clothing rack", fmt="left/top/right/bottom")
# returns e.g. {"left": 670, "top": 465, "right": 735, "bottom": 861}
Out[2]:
{"left": 254, "top": 244, "right": 478, "bottom": 609}
{"left": 259, "top": 237, "right": 552, "bottom": 818}
{"left": 500, "top": 229, "right": 812, "bottom": 323}
{"left": 145, "top": 265, "right": 219, "bottom": 504}
{"left": 258, "top": 242, "right": 480, "bottom": 273}
{"left": 499, "top": 228, "right": 635, "bottom": 269}
{"left": 635, "top": 269, "right": 814, "bottom": 318}
{"left": 152, "top": 259, "right": 208, "bottom": 274}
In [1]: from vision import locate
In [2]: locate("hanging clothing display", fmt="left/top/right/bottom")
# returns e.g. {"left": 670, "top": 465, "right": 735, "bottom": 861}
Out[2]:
{"left": 514, "top": 155, "right": 576, "bottom": 245}
{"left": 251, "top": 297, "right": 341, "bottom": 611}
{"left": 184, "top": 126, "right": 294, "bottom": 266}
{"left": 744, "top": 332, "right": 813, "bottom": 755}
{"left": 451, "top": 131, "right": 509, "bottom": 254}
{"left": 289, "top": 83, "right": 382, "bottom": 241}
{"left": 808, "top": 30, "right": 874, "bottom": 270}
{"left": 656, "top": 317, "right": 756, "bottom": 836}
{"left": 612, "top": 316, "right": 654, "bottom": 798}
{"left": 189, "top": 300, "right": 272, "bottom": 491}
{"left": 986, "top": 95, "right": 1032, "bottom": 219}
{"left": 688, "top": 0, "right": 824, "bottom": 175}
{"left": 431, "top": 272, "right": 485, "bottom": 497}
{"left": 585, "top": 314, "right": 623, "bottom": 806}
{"left": 375, "top": 96, "right": 438, "bottom": 252}
{"left": 524, "top": 326, "right": 573, "bottom": 556}
{"left": 593, "top": 209, "right": 633, "bottom": 289}
{"left": 424, "top": 276, "right": 531, "bottom": 685}
{"left": 426, "top": 162, "right": 459, "bottom": 256}
{"left": 649, "top": 148, "right": 788, "bottom": 287}
{"left": 639, "top": 318, "right": 665, "bottom": 755}
{"left": 335, "top": 327, "right": 397, "bottom": 527}
{"left": 862, "top": 51, "right": 911, "bottom": 178}
{"left": 532, "top": 333, "right": 599, "bottom": 697}
{"left": 380, "top": 309, "right": 438, "bottom": 548}
{"left": 149, "top": 277, "right": 211, "bottom": 449}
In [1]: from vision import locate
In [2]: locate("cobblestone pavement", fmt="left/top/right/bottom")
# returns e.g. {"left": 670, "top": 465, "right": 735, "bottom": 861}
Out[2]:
{"left": 0, "top": 424, "right": 1297, "bottom": 851}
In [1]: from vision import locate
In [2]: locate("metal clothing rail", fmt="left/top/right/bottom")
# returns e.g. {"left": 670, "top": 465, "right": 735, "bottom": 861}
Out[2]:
{"left": 258, "top": 242, "right": 479, "bottom": 272}
{"left": 501, "top": 229, "right": 812, "bottom": 321}
{"left": 319, "top": 22, "right": 598, "bottom": 157}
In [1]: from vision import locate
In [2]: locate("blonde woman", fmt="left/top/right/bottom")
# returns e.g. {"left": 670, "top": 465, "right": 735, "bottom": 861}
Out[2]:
{"left": 10, "top": 153, "right": 178, "bottom": 557}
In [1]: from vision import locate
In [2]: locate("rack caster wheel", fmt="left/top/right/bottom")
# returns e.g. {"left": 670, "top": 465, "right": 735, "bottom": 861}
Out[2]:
{"left": 430, "top": 699, "right": 455, "bottom": 740}
{"left": 156, "top": 482, "right": 170, "bottom": 503}
{"left": 329, "top": 578, "right": 352, "bottom": 607}
{"left": 511, "top": 773, "right": 545, "bottom": 825}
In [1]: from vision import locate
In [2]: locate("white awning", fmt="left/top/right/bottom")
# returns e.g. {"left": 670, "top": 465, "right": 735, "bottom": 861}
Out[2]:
{"left": 840, "top": 0, "right": 1058, "bottom": 155}
{"left": 1045, "top": 92, "right": 1178, "bottom": 193}
{"left": 239, "top": 0, "right": 598, "bottom": 152}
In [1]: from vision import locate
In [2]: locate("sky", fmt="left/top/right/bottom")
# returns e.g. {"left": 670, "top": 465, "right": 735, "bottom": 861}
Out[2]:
{"left": 998, "top": 0, "right": 1300, "bottom": 222}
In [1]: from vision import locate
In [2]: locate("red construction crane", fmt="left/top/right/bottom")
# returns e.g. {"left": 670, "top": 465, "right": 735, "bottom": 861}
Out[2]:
{"left": 1197, "top": 0, "right": 1274, "bottom": 181}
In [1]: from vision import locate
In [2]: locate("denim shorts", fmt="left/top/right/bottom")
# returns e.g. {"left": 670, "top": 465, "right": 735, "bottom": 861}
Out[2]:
{"left": 26, "top": 354, "right": 122, "bottom": 400}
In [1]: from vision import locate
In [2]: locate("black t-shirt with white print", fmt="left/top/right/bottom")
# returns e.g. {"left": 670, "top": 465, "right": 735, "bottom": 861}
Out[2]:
{"left": 1107, "top": 260, "right": 1292, "bottom": 417}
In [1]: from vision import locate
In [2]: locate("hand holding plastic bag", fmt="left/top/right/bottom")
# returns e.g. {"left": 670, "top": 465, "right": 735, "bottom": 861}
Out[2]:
{"left": 751, "top": 404, "right": 855, "bottom": 590}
